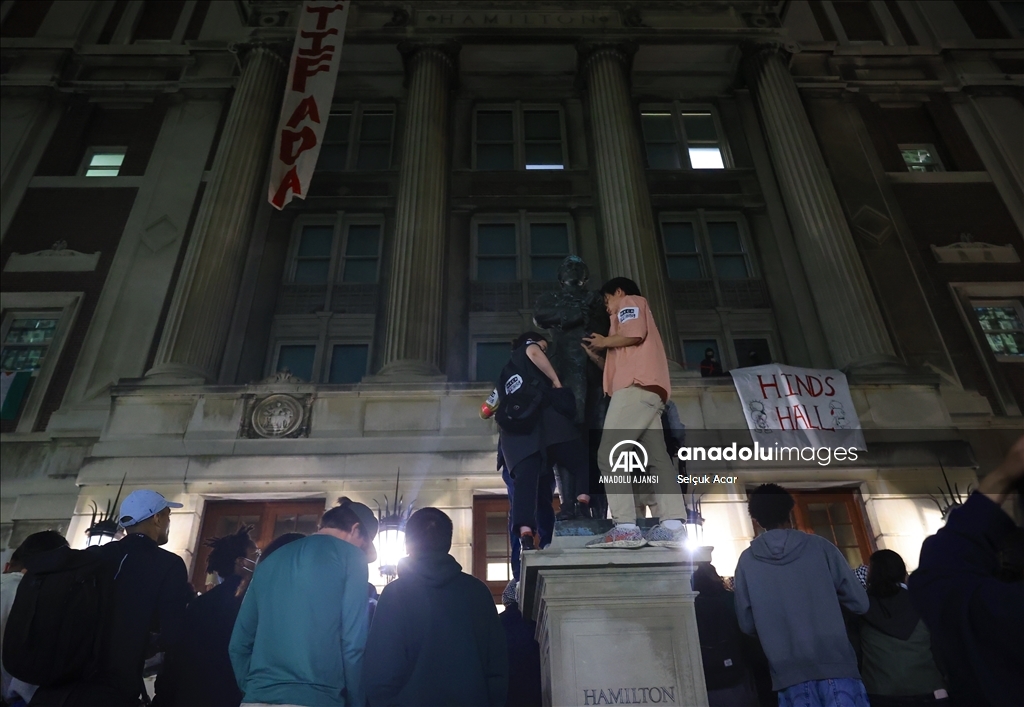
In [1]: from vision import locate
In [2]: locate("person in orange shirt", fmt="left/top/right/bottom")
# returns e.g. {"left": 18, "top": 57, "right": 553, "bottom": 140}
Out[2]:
{"left": 582, "top": 277, "right": 687, "bottom": 548}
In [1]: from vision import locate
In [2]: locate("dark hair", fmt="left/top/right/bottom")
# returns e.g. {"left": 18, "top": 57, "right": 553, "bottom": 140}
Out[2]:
{"left": 260, "top": 532, "right": 305, "bottom": 563}
{"left": 206, "top": 525, "right": 254, "bottom": 578}
{"left": 405, "top": 507, "right": 453, "bottom": 555}
{"left": 321, "top": 497, "right": 365, "bottom": 538}
{"left": 10, "top": 530, "right": 68, "bottom": 569}
{"left": 511, "top": 331, "right": 546, "bottom": 350}
{"left": 866, "top": 549, "right": 907, "bottom": 597}
{"left": 599, "top": 277, "right": 641, "bottom": 297}
{"left": 747, "top": 483, "right": 794, "bottom": 530}
{"left": 692, "top": 562, "right": 727, "bottom": 596}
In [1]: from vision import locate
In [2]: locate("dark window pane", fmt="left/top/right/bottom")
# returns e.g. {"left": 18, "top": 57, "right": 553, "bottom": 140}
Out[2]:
{"left": 708, "top": 222, "right": 743, "bottom": 252}
{"left": 477, "top": 111, "right": 514, "bottom": 141}
{"left": 714, "top": 255, "right": 749, "bottom": 279}
{"left": 477, "top": 144, "right": 514, "bottom": 170}
{"left": 294, "top": 260, "right": 329, "bottom": 284}
{"left": 359, "top": 112, "right": 393, "bottom": 141}
{"left": 733, "top": 338, "right": 772, "bottom": 368}
{"left": 324, "top": 113, "right": 351, "bottom": 143}
{"left": 662, "top": 223, "right": 697, "bottom": 253}
{"left": 641, "top": 113, "right": 676, "bottom": 142}
{"left": 132, "top": 0, "right": 184, "bottom": 41}
{"left": 298, "top": 227, "right": 334, "bottom": 257}
{"left": 278, "top": 345, "right": 316, "bottom": 381}
{"left": 646, "top": 144, "right": 681, "bottom": 170}
{"left": 346, "top": 225, "right": 380, "bottom": 256}
{"left": 530, "top": 223, "right": 569, "bottom": 255}
{"left": 832, "top": 0, "right": 885, "bottom": 41}
{"left": 683, "top": 339, "right": 720, "bottom": 373}
{"left": 531, "top": 257, "right": 563, "bottom": 281}
{"left": 524, "top": 143, "right": 563, "bottom": 167}
{"left": 356, "top": 144, "right": 390, "bottom": 170}
{"left": 667, "top": 256, "right": 703, "bottom": 280}
{"left": 329, "top": 344, "right": 368, "bottom": 384}
{"left": 476, "top": 342, "right": 510, "bottom": 382}
{"left": 681, "top": 113, "right": 718, "bottom": 142}
{"left": 524, "top": 111, "right": 560, "bottom": 140}
{"left": 478, "top": 258, "right": 518, "bottom": 281}
{"left": 477, "top": 224, "right": 517, "bottom": 255}
{"left": 317, "top": 143, "right": 347, "bottom": 171}
{"left": 1, "top": 0, "right": 54, "bottom": 38}
{"left": 341, "top": 259, "right": 378, "bottom": 283}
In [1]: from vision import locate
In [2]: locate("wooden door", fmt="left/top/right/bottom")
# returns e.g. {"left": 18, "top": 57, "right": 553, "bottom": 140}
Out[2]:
{"left": 790, "top": 490, "right": 873, "bottom": 567}
{"left": 472, "top": 496, "right": 512, "bottom": 604}
{"left": 191, "top": 499, "right": 326, "bottom": 593}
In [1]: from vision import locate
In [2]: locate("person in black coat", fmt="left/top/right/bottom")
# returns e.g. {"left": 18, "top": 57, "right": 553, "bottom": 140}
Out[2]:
{"left": 499, "top": 583, "right": 542, "bottom": 707}
{"left": 908, "top": 436, "right": 1024, "bottom": 707}
{"left": 154, "top": 526, "right": 258, "bottom": 707}
{"left": 363, "top": 508, "right": 508, "bottom": 706}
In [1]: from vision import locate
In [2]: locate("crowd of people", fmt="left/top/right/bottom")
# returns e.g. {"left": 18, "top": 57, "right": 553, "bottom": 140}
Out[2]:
{"left": 0, "top": 275, "right": 1020, "bottom": 707}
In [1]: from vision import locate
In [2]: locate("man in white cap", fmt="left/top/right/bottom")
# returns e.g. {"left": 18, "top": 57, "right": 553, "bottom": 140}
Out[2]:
{"left": 53, "top": 490, "right": 193, "bottom": 707}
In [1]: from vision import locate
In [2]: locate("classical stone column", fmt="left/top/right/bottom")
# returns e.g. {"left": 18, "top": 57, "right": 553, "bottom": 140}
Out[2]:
{"left": 378, "top": 43, "right": 457, "bottom": 378}
{"left": 744, "top": 45, "right": 897, "bottom": 371}
{"left": 147, "top": 44, "right": 286, "bottom": 382}
{"left": 580, "top": 43, "right": 681, "bottom": 364}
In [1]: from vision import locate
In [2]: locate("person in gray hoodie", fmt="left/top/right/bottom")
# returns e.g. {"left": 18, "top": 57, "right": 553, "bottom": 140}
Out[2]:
{"left": 734, "top": 484, "right": 870, "bottom": 707}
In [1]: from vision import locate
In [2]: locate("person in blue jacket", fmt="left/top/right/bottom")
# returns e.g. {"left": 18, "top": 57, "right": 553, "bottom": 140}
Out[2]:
{"left": 908, "top": 436, "right": 1024, "bottom": 707}
{"left": 229, "top": 498, "right": 377, "bottom": 707}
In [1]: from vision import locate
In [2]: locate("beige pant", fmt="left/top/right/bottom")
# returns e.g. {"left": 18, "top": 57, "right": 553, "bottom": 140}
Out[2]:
{"left": 599, "top": 385, "right": 687, "bottom": 524}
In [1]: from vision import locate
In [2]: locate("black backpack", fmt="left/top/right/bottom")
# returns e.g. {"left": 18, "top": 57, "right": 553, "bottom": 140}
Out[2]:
{"left": 494, "top": 344, "right": 549, "bottom": 434}
{"left": 3, "top": 545, "right": 114, "bottom": 687}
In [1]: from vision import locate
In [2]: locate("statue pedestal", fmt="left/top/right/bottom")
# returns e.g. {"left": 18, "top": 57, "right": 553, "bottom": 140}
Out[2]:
{"left": 520, "top": 541, "right": 712, "bottom": 707}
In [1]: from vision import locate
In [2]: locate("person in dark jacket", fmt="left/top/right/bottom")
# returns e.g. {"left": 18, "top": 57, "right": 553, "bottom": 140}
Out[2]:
{"left": 363, "top": 507, "right": 508, "bottom": 706}
{"left": 856, "top": 550, "right": 946, "bottom": 707}
{"left": 692, "top": 563, "right": 759, "bottom": 707}
{"left": 154, "top": 525, "right": 258, "bottom": 707}
{"left": 908, "top": 436, "right": 1024, "bottom": 707}
{"left": 499, "top": 582, "right": 542, "bottom": 707}
{"left": 32, "top": 490, "right": 193, "bottom": 707}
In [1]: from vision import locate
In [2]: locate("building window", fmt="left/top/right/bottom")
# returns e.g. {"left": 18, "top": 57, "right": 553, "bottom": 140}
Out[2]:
{"left": 830, "top": 0, "right": 885, "bottom": 43}
{"left": 788, "top": 490, "right": 872, "bottom": 568}
{"left": 315, "top": 106, "right": 394, "bottom": 172}
{"left": 659, "top": 214, "right": 753, "bottom": 283}
{"left": 0, "top": 293, "right": 81, "bottom": 432}
{"left": 682, "top": 339, "right": 722, "bottom": 374}
{"left": 0, "top": 0, "right": 53, "bottom": 38}
{"left": 274, "top": 343, "right": 317, "bottom": 382}
{"left": 899, "top": 144, "right": 943, "bottom": 173}
{"left": 132, "top": 0, "right": 186, "bottom": 42}
{"left": 472, "top": 215, "right": 573, "bottom": 283}
{"left": 475, "top": 342, "right": 510, "bottom": 383}
{"left": 287, "top": 218, "right": 383, "bottom": 286}
{"left": 474, "top": 105, "right": 566, "bottom": 171}
{"left": 973, "top": 301, "right": 1024, "bottom": 361}
{"left": 328, "top": 343, "right": 369, "bottom": 384}
{"left": 733, "top": 338, "right": 773, "bottom": 368}
{"left": 640, "top": 105, "right": 727, "bottom": 170}
{"left": 81, "top": 148, "right": 126, "bottom": 177}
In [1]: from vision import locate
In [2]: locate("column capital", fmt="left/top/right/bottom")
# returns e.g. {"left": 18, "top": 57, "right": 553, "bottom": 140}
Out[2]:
{"left": 228, "top": 40, "right": 291, "bottom": 69}
{"left": 397, "top": 41, "right": 460, "bottom": 87}
{"left": 576, "top": 41, "right": 638, "bottom": 84}
{"left": 739, "top": 39, "right": 801, "bottom": 70}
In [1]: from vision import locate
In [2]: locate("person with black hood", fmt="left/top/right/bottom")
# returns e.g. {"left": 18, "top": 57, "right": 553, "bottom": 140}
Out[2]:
{"left": 733, "top": 484, "right": 870, "bottom": 707}
{"left": 154, "top": 526, "right": 258, "bottom": 707}
{"left": 856, "top": 550, "right": 947, "bottom": 707}
{"left": 363, "top": 507, "right": 508, "bottom": 706}
{"left": 908, "top": 435, "right": 1024, "bottom": 707}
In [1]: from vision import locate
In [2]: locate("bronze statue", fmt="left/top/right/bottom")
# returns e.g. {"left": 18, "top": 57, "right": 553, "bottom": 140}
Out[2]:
{"left": 533, "top": 256, "right": 610, "bottom": 519}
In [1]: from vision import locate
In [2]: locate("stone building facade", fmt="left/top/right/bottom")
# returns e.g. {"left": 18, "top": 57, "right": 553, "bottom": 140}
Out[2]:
{"left": 2, "top": 0, "right": 1021, "bottom": 592}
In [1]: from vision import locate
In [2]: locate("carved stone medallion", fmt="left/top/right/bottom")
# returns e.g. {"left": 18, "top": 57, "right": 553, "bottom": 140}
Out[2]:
{"left": 248, "top": 394, "right": 305, "bottom": 438}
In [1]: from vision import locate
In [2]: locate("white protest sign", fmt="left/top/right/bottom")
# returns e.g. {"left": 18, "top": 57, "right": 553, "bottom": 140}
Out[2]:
{"left": 268, "top": 1, "right": 350, "bottom": 210}
{"left": 730, "top": 364, "right": 866, "bottom": 450}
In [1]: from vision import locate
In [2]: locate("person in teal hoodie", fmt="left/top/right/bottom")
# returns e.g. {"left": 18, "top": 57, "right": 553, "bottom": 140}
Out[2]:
{"left": 734, "top": 484, "right": 870, "bottom": 707}
{"left": 363, "top": 507, "right": 508, "bottom": 706}
{"left": 229, "top": 499, "right": 378, "bottom": 707}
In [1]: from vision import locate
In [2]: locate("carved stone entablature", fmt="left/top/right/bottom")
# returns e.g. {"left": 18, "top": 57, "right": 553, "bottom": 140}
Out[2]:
{"left": 240, "top": 392, "right": 314, "bottom": 439}
{"left": 931, "top": 240, "right": 1020, "bottom": 264}
{"left": 4, "top": 241, "right": 100, "bottom": 273}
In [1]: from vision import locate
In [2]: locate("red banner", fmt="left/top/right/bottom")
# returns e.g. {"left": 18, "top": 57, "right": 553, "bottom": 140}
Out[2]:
{"left": 268, "top": 1, "right": 350, "bottom": 210}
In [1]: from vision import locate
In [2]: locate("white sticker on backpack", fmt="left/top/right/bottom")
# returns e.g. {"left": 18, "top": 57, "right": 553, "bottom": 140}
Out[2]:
{"left": 485, "top": 389, "right": 499, "bottom": 406}
{"left": 504, "top": 374, "right": 524, "bottom": 396}
{"left": 618, "top": 306, "right": 639, "bottom": 324}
